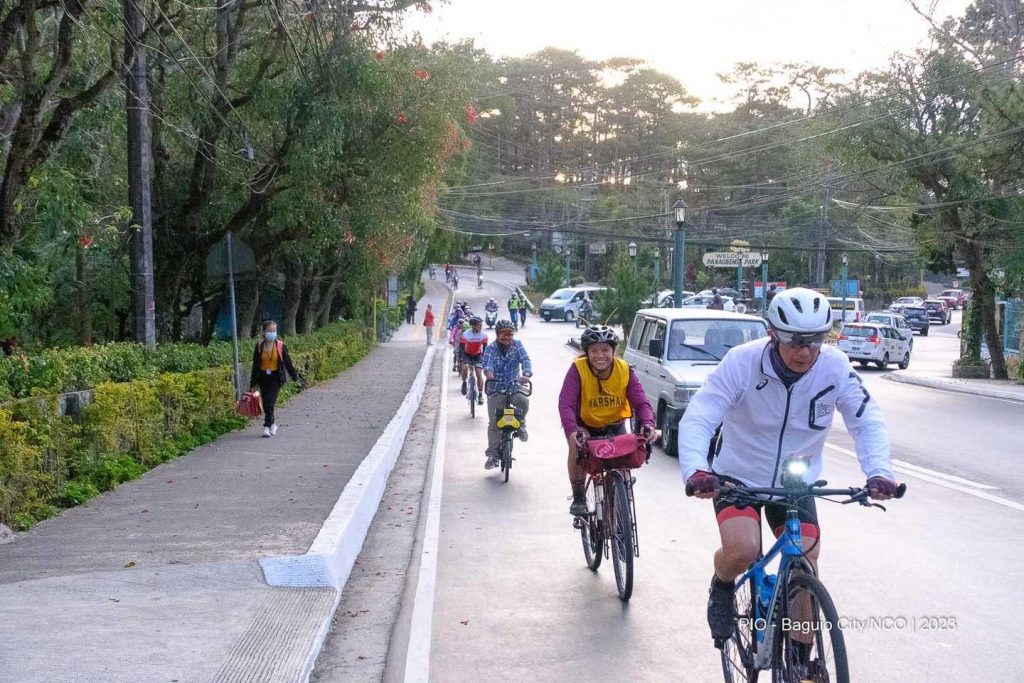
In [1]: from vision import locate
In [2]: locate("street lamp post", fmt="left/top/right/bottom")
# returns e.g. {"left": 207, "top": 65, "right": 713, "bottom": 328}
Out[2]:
{"left": 653, "top": 246, "right": 661, "bottom": 306}
{"left": 673, "top": 199, "right": 686, "bottom": 308}
{"left": 628, "top": 241, "right": 638, "bottom": 273}
{"left": 840, "top": 252, "right": 849, "bottom": 325}
{"left": 761, "top": 250, "right": 770, "bottom": 314}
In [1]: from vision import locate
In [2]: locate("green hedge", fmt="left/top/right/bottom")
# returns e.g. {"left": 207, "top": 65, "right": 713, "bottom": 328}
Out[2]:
{"left": 0, "top": 323, "right": 373, "bottom": 529}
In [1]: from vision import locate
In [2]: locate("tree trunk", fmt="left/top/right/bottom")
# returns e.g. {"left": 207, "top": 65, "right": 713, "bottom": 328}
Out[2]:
{"left": 314, "top": 264, "right": 343, "bottom": 328}
{"left": 236, "top": 275, "right": 261, "bottom": 339}
{"left": 963, "top": 242, "right": 1008, "bottom": 378}
{"left": 282, "top": 260, "right": 303, "bottom": 336}
{"left": 74, "top": 242, "right": 92, "bottom": 345}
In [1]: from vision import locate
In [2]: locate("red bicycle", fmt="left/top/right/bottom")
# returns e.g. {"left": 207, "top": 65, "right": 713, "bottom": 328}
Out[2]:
{"left": 572, "top": 432, "right": 652, "bottom": 601}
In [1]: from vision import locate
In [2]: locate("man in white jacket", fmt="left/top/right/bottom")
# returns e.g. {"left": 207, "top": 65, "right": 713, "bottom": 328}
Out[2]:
{"left": 678, "top": 287, "right": 900, "bottom": 644}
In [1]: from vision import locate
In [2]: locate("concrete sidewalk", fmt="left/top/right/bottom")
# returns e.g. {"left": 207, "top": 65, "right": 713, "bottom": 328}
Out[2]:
{"left": 0, "top": 280, "right": 450, "bottom": 683}
{"left": 882, "top": 371, "right": 1024, "bottom": 403}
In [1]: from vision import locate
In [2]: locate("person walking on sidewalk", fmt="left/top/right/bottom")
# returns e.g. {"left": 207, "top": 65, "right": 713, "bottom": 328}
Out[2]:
{"left": 507, "top": 293, "right": 520, "bottom": 328}
{"left": 423, "top": 303, "right": 436, "bottom": 345}
{"left": 250, "top": 320, "right": 299, "bottom": 438}
{"left": 405, "top": 294, "right": 418, "bottom": 324}
{"left": 482, "top": 320, "right": 532, "bottom": 469}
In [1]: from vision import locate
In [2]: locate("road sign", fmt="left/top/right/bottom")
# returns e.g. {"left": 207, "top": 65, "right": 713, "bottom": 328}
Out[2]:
{"left": 588, "top": 242, "right": 607, "bottom": 255}
{"left": 702, "top": 251, "right": 763, "bottom": 268}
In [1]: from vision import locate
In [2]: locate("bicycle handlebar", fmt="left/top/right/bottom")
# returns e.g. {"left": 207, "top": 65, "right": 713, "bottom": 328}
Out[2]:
{"left": 685, "top": 479, "right": 907, "bottom": 504}
{"left": 484, "top": 378, "right": 533, "bottom": 397}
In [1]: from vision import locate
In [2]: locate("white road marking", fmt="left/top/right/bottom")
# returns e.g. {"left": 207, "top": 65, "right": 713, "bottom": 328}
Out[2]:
{"left": 825, "top": 442, "right": 1024, "bottom": 512}
{"left": 404, "top": 350, "right": 450, "bottom": 682}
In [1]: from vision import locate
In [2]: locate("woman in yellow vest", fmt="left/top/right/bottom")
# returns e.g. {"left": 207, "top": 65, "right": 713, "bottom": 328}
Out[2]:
{"left": 558, "top": 325, "right": 656, "bottom": 515}
{"left": 249, "top": 320, "right": 299, "bottom": 438}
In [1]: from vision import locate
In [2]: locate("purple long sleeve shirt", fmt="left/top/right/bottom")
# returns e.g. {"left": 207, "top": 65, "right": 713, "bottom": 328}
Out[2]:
{"left": 558, "top": 362, "right": 656, "bottom": 438}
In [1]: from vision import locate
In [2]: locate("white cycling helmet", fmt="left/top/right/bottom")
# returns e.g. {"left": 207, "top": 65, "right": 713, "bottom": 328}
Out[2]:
{"left": 767, "top": 287, "right": 832, "bottom": 334}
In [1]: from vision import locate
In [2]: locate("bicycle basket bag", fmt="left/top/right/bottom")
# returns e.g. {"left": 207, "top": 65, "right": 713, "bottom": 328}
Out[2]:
{"left": 584, "top": 434, "right": 647, "bottom": 475}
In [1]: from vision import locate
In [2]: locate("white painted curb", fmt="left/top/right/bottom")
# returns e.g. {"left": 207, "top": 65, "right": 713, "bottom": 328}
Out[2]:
{"left": 881, "top": 372, "right": 1024, "bottom": 403}
{"left": 260, "top": 346, "right": 437, "bottom": 589}
{"left": 403, "top": 347, "right": 450, "bottom": 682}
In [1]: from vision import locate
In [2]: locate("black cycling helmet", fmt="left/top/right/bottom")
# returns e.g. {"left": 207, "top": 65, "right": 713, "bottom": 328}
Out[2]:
{"left": 580, "top": 325, "right": 619, "bottom": 350}
{"left": 469, "top": 316, "right": 483, "bottom": 325}
{"left": 495, "top": 319, "right": 516, "bottom": 332}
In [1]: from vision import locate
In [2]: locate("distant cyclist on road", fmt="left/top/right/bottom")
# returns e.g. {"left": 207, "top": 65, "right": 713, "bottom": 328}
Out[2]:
{"left": 481, "top": 319, "right": 533, "bottom": 470}
{"left": 557, "top": 325, "right": 656, "bottom": 515}
{"left": 678, "top": 287, "right": 899, "bottom": 645}
{"left": 459, "top": 317, "right": 488, "bottom": 403}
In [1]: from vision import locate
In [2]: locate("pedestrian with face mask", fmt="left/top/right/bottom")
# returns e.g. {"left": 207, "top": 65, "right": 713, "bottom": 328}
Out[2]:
{"left": 250, "top": 320, "right": 299, "bottom": 437}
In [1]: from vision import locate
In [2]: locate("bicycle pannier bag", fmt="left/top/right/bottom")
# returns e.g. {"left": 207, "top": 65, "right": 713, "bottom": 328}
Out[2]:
{"left": 584, "top": 433, "right": 647, "bottom": 474}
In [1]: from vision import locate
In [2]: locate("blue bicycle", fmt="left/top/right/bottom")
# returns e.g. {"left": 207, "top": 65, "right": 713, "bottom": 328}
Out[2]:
{"left": 689, "top": 462, "right": 905, "bottom": 683}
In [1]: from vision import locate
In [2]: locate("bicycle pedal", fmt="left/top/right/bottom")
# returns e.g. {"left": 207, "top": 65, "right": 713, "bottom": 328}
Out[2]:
{"left": 573, "top": 517, "right": 586, "bottom": 530}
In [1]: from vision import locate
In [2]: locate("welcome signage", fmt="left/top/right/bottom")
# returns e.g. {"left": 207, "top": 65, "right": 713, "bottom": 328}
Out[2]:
{"left": 701, "top": 251, "right": 763, "bottom": 268}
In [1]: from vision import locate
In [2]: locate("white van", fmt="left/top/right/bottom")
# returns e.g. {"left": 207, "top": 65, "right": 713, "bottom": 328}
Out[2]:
{"left": 539, "top": 286, "right": 607, "bottom": 322}
{"left": 623, "top": 308, "right": 768, "bottom": 456}
{"left": 826, "top": 297, "right": 865, "bottom": 323}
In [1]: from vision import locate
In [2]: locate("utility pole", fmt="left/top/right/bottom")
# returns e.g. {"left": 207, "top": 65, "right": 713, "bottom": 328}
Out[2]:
{"left": 124, "top": 0, "right": 156, "bottom": 346}
{"left": 815, "top": 159, "right": 831, "bottom": 288}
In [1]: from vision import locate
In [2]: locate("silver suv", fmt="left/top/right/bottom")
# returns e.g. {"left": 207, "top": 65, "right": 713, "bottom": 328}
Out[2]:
{"left": 623, "top": 308, "right": 768, "bottom": 456}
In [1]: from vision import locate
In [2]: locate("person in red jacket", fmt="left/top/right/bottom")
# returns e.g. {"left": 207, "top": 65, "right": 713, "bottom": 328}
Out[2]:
{"left": 423, "top": 303, "right": 436, "bottom": 346}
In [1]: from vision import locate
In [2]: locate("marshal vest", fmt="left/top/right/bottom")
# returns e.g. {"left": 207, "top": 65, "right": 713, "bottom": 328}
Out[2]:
{"left": 574, "top": 356, "right": 633, "bottom": 428}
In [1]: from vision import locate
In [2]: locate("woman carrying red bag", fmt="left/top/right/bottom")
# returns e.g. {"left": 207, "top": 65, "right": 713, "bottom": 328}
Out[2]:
{"left": 558, "top": 325, "right": 656, "bottom": 515}
{"left": 250, "top": 320, "right": 299, "bottom": 437}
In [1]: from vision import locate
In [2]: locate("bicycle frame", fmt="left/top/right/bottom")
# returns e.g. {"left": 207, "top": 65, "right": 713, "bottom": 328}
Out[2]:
{"left": 735, "top": 509, "right": 811, "bottom": 670}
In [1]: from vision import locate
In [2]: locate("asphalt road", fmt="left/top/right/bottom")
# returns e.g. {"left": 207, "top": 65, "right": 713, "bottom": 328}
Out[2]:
{"left": 405, "top": 273, "right": 1024, "bottom": 681}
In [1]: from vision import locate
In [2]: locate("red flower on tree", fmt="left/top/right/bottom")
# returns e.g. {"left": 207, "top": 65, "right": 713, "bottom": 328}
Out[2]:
{"left": 413, "top": 69, "right": 432, "bottom": 81}
{"left": 464, "top": 104, "right": 478, "bottom": 125}
{"left": 374, "top": 50, "right": 386, "bottom": 62}
{"left": 77, "top": 235, "right": 94, "bottom": 248}
{"left": 396, "top": 112, "right": 409, "bottom": 125}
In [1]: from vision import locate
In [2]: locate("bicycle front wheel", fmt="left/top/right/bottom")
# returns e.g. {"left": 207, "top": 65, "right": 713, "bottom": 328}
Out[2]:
{"left": 608, "top": 471, "right": 634, "bottom": 601}
{"left": 501, "top": 436, "right": 512, "bottom": 482}
{"left": 772, "top": 571, "right": 848, "bottom": 683}
{"left": 720, "top": 576, "right": 758, "bottom": 683}
{"left": 580, "top": 477, "right": 603, "bottom": 571}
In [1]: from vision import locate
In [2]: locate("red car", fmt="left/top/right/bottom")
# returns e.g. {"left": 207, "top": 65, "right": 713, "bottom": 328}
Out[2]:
{"left": 939, "top": 289, "right": 966, "bottom": 310}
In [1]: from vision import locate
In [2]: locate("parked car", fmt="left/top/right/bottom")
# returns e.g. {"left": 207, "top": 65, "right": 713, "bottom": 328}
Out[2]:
{"left": 900, "top": 306, "right": 931, "bottom": 336}
{"left": 863, "top": 312, "right": 914, "bottom": 349}
{"left": 539, "top": 286, "right": 607, "bottom": 322}
{"left": 641, "top": 289, "right": 695, "bottom": 308}
{"left": 698, "top": 288, "right": 742, "bottom": 300}
{"left": 624, "top": 308, "right": 768, "bottom": 456}
{"left": 923, "top": 299, "right": 952, "bottom": 324}
{"left": 681, "top": 294, "right": 736, "bottom": 312}
{"left": 938, "top": 288, "right": 966, "bottom": 309}
{"left": 827, "top": 296, "right": 865, "bottom": 323}
{"left": 836, "top": 323, "right": 913, "bottom": 370}
{"left": 889, "top": 296, "right": 925, "bottom": 313}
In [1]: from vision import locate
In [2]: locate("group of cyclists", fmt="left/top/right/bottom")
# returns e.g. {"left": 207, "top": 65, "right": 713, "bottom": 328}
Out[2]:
{"left": 444, "top": 287, "right": 902, "bottom": 657}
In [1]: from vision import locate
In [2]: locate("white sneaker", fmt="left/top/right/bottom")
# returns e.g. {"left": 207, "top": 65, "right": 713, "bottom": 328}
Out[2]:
{"left": 262, "top": 426, "right": 271, "bottom": 438}
{"left": 270, "top": 424, "right": 278, "bottom": 436}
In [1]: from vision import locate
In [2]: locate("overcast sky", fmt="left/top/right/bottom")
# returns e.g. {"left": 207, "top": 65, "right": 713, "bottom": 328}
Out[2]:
{"left": 404, "top": 0, "right": 974, "bottom": 108}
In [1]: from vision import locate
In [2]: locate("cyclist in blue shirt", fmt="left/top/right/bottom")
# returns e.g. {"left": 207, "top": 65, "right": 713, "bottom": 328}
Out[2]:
{"left": 481, "top": 320, "right": 533, "bottom": 469}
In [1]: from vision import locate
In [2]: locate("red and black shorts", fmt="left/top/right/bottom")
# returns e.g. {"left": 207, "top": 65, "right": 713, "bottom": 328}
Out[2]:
{"left": 713, "top": 474, "right": 820, "bottom": 540}
{"left": 462, "top": 352, "right": 483, "bottom": 367}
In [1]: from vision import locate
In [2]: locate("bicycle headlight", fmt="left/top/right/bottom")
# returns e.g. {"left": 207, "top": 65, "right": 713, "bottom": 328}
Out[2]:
{"left": 781, "top": 454, "right": 810, "bottom": 489}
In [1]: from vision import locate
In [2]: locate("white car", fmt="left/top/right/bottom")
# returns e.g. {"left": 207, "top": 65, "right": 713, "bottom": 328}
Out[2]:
{"left": 889, "top": 296, "right": 924, "bottom": 313}
{"left": 624, "top": 308, "right": 768, "bottom": 455}
{"left": 640, "top": 289, "right": 695, "bottom": 308}
{"left": 680, "top": 294, "right": 736, "bottom": 312}
{"left": 836, "top": 323, "right": 912, "bottom": 370}
{"left": 863, "top": 312, "right": 913, "bottom": 350}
